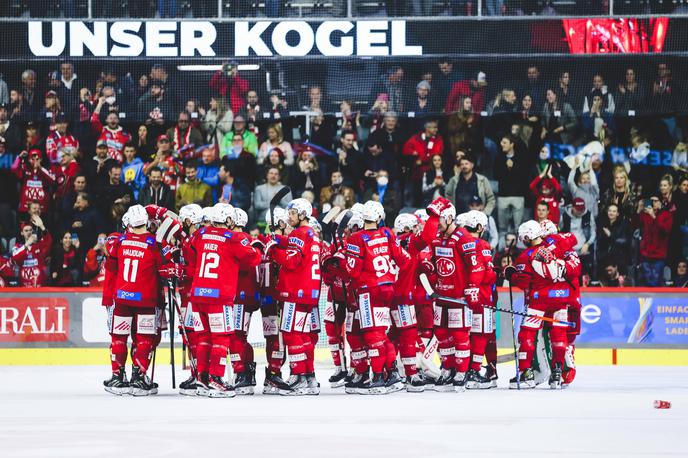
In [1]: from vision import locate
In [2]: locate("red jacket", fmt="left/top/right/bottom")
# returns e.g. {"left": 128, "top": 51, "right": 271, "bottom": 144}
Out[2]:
{"left": 90, "top": 112, "right": 131, "bottom": 163}
{"left": 11, "top": 232, "right": 53, "bottom": 287}
{"left": 402, "top": 132, "right": 444, "bottom": 180}
{"left": 444, "top": 81, "right": 486, "bottom": 114}
{"left": 50, "top": 161, "right": 81, "bottom": 200}
{"left": 529, "top": 176, "right": 563, "bottom": 224}
{"left": 639, "top": 210, "right": 673, "bottom": 260}
{"left": 209, "top": 71, "right": 250, "bottom": 114}
{"left": 12, "top": 159, "right": 57, "bottom": 213}
{"left": 46, "top": 132, "right": 79, "bottom": 165}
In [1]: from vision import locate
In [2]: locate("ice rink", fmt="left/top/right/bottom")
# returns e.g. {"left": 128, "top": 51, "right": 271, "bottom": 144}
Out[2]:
{"left": 1, "top": 364, "right": 685, "bottom": 458}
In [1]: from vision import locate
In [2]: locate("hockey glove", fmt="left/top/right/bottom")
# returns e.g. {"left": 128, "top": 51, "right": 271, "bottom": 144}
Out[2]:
{"left": 503, "top": 265, "right": 517, "bottom": 281}
{"left": 158, "top": 263, "right": 184, "bottom": 280}
{"left": 426, "top": 197, "right": 452, "bottom": 217}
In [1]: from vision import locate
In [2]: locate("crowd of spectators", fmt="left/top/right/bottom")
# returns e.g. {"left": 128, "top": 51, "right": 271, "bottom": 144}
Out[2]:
{"left": 0, "top": 58, "right": 687, "bottom": 288}
{"left": 4, "top": 0, "right": 680, "bottom": 18}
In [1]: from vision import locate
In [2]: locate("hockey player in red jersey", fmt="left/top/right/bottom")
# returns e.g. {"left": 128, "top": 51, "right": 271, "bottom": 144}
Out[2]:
{"left": 229, "top": 208, "right": 261, "bottom": 395}
{"left": 427, "top": 200, "right": 486, "bottom": 392}
{"left": 506, "top": 220, "right": 576, "bottom": 389}
{"left": 265, "top": 198, "right": 322, "bottom": 395}
{"left": 344, "top": 201, "right": 411, "bottom": 394}
{"left": 320, "top": 212, "right": 350, "bottom": 388}
{"left": 175, "top": 203, "right": 204, "bottom": 396}
{"left": 187, "top": 204, "right": 261, "bottom": 397}
{"left": 259, "top": 207, "right": 291, "bottom": 394}
{"left": 462, "top": 210, "right": 498, "bottom": 389}
{"left": 392, "top": 212, "right": 438, "bottom": 392}
{"left": 540, "top": 219, "right": 581, "bottom": 387}
{"left": 103, "top": 205, "right": 180, "bottom": 396}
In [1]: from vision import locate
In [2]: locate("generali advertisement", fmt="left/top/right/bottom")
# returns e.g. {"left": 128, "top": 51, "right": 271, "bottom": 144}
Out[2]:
{"left": 0, "top": 298, "right": 69, "bottom": 343}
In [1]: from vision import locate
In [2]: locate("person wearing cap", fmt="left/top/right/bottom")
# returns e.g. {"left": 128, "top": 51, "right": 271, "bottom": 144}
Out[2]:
{"left": 166, "top": 111, "right": 203, "bottom": 152}
{"left": 209, "top": 61, "right": 250, "bottom": 114}
{"left": 561, "top": 197, "right": 596, "bottom": 273}
{"left": 12, "top": 148, "right": 56, "bottom": 214}
{"left": 137, "top": 79, "right": 174, "bottom": 129}
{"left": 221, "top": 114, "right": 258, "bottom": 157}
{"left": 446, "top": 154, "right": 495, "bottom": 215}
{"left": 46, "top": 112, "right": 79, "bottom": 165}
{"left": 444, "top": 71, "right": 488, "bottom": 114}
{"left": 175, "top": 160, "right": 212, "bottom": 211}
{"left": 143, "top": 135, "right": 182, "bottom": 191}
{"left": 84, "top": 141, "right": 116, "bottom": 193}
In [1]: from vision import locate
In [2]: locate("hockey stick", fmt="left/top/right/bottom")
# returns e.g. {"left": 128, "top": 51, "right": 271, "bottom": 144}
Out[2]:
{"left": 418, "top": 274, "right": 575, "bottom": 327}
{"left": 322, "top": 206, "right": 342, "bottom": 243}
{"left": 168, "top": 280, "right": 176, "bottom": 389}
{"left": 269, "top": 186, "right": 292, "bottom": 228}
{"left": 507, "top": 272, "right": 520, "bottom": 390}
{"left": 335, "top": 211, "right": 353, "bottom": 251}
{"left": 166, "top": 280, "right": 198, "bottom": 376}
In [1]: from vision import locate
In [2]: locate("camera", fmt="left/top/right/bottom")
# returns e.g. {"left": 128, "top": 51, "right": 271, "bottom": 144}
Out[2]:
{"left": 222, "top": 62, "right": 237, "bottom": 76}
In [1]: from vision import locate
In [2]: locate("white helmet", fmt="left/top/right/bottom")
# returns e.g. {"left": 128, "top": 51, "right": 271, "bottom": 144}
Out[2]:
{"left": 233, "top": 208, "right": 248, "bottom": 228}
{"left": 179, "top": 204, "right": 203, "bottom": 225}
{"left": 440, "top": 203, "right": 456, "bottom": 222}
{"left": 456, "top": 212, "right": 468, "bottom": 227}
{"left": 121, "top": 211, "right": 131, "bottom": 229}
{"left": 287, "top": 198, "right": 312, "bottom": 219}
{"left": 348, "top": 213, "right": 365, "bottom": 230}
{"left": 362, "top": 200, "right": 384, "bottom": 222}
{"left": 308, "top": 216, "right": 322, "bottom": 233}
{"left": 394, "top": 213, "right": 417, "bottom": 234}
{"left": 351, "top": 202, "right": 364, "bottom": 216}
{"left": 202, "top": 206, "right": 214, "bottom": 223}
{"left": 211, "top": 203, "right": 234, "bottom": 225}
{"left": 518, "top": 220, "right": 544, "bottom": 245}
{"left": 266, "top": 207, "right": 288, "bottom": 227}
{"left": 540, "top": 219, "right": 558, "bottom": 236}
{"left": 125, "top": 205, "right": 148, "bottom": 228}
{"left": 414, "top": 209, "right": 429, "bottom": 223}
{"left": 465, "top": 210, "right": 488, "bottom": 230}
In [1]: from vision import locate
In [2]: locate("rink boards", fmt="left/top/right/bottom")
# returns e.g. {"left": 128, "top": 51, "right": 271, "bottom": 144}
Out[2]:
{"left": 0, "top": 287, "right": 687, "bottom": 366}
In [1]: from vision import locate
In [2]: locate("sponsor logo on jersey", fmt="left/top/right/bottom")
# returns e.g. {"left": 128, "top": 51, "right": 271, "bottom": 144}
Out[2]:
{"left": 462, "top": 242, "right": 476, "bottom": 250}
{"left": 202, "top": 234, "right": 227, "bottom": 242}
{"left": 241, "top": 238, "right": 249, "bottom": 246}
{"left": 516, "top": 263, "right": 526, "bottom": 271}
{"left": 481, "top": 249, "right": 492, "bottom": 256}
{"left": 194, "top": 287, "right": 220, "bottom": 298}
{"left": 347, "top": 243, "right": 360, "bottom": 254}
{"left": 117, "top": 290, "right": 141, "bottom": 301}
{"left": 436, "top": 257, "right": 455, "bottom": 276}
{"left": 548, "top": 289, "right": 570, "bottom": 298}
{"left": 289, "top": 237, "right": 304, "bottom": 248}
{"left": 307, "top": 230, "right": 314, "bottom": 238}
{"left": 122, "top": 240, "right": 149, "bottom": 249}
{"left": 311, "top": 289, "right": 319, "bottom": 299}
{"left": 224, "top": 231, "right": 233, "bottom": 238}
{"left": 435, "top": 247, "right": 453, "bottom": 257}
{"left": 367, "top": 237, "right": 386, "bottom": 247}
{"left": 297, "top": 289, "right": 304, "bottom": 298}
{"left": 113, "top": 320, "right": 130, "bottom": 332}
{"left": 145, "top": 236, "right": 155, "bottom": 245}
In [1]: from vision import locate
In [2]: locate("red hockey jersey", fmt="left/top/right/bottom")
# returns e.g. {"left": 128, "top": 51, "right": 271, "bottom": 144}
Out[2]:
{"left": 188, "top": 226, "right": 261, "bottom": 306}
{"left": 345, "top": 227, "right": 411, "bottom": 292}
{"left": 429, "top": 222, "right": 484, "bottom": 300}
{"left": 394, "top": 217, "right": 438, "bottom": 302}
{"left": 11, "top": 233, "right": 53, "bottom": 287}
{"left": 512, "top": 241, "right": 574, "bottom": 306}
{"left": 270, "top": 225, "right": 322, "bottom": 306}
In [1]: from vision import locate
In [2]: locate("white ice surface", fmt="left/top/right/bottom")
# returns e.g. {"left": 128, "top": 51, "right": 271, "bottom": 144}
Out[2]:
{"left": 0, "top": 365, "right": 686, "bottom": 458}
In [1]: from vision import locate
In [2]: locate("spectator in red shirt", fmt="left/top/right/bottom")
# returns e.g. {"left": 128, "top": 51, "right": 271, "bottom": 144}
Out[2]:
{"left": 90, "top": 100, "right": 131, "bottom": 163}
{"left": 51, "top": 146, "right": 81, "bottom": 201}
{"left": 46, "top": 112, "right": 79, "bottom": 164}
{"left": 12, "top": 149, "right": 56, "bottom": 214}
{"left": 529, "top": 164, "right": 563, "bottom": 224}
{"left": 402, "top": 119, "right": 444, "bottom": 181}
{"left": 50, "top": 231, "right": 81, "bottom": 286}
{"left": 11, "top": 222, "right": 52, "bottom": 287}
{"left": 83, "top": 232, "right": 108, "bottom": 286}
{"left": 444, "top": 71, "right": 488, "bottom": 114}
{"left": 209, "top": 61, "right": 250, "bottom": 114}
{"left": 637, "top": 194, "right": 673, "bottom": 286}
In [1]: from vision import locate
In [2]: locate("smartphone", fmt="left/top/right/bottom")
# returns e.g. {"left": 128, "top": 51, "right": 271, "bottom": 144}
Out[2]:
{"left": 71, "top": 233, "right": 79, "bottom": 242}
{"left": 643, "top": 198, "right": 651, "bottom": 208}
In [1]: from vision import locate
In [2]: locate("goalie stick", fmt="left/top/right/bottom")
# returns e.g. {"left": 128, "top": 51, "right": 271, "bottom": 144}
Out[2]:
{"left": 418, "top": 274, "right": 575, "bottom": 327}
{"left": 321, "top": 206, "right": 342, "bottom": 244}
{"left": 334, "top": 210, "right": 352, "bottom": 251}
{"left": 166, "top": 279, "right": 198, "bottom": 377}
{"left": 269, "top": 185, "right": 291, "bottom": 228}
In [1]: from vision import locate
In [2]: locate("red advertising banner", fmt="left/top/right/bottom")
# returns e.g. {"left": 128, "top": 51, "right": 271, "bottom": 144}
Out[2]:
{"left": 0, "top": 298, "right": 69, "bottom": 342}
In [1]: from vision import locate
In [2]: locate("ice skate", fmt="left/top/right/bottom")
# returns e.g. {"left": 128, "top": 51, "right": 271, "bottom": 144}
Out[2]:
{"left": 207, "top": 375, "right": 236, "bottom": 398}
{"left": 280, "top": 374, "right": 309, "bottom": 396}
{"left": 247, "top": 362, "right": 257, "bottom": 386}
{"left": 422, "top": 370, "right": 440, "bottom": 391}
{"left": 196, "top": 372, "right": 211, "bottom": 397}
{"left": 233, "top": 371, "right": 254, "bottom": 395}
{"left": 549, "top": 363, "right": 563, "bottom": 390}
{"left": 406, "top": 373, "right": 425, "bottom": 393}
{"left": 129, "top": 367, "right": 156, "bottom": 396}
{"left": 103, "top": 368, "right": 130, "bottom": 396}
{"left": 263, "top": 368, "right": 290, "bottom": 395}
{"left": 453, "top": 371, "right": 467, "bottom": 392}
{"left": 434, "top": 368, "right": 457, "bottom": 392}
{"left": 484, "top": 363, "right": 498, "bottom": 388}
{"left": 344, "top": 372, "right": 367, "bottom": 394}
{"left": 385, "top": 362, "right": 405, "bottom": 393}
{"left": 305, "top": 373, "right": 320, "bottom": 395}
{"left": 361, "top": 372, "right": 387, "bottom": 395}
{"left": 328, "top": 367, "right": 348, "bottom": 388}
{"left": 178, "top": 374, "right": 198, "bottom": 396}
{"left": 509, "top": 368, "right": 536, "bottom": 389}
{"left": 465, "top": 368, "right": 494, "bottom": 390}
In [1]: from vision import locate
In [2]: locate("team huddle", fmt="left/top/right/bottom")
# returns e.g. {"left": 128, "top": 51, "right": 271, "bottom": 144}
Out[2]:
{"left": 101, "top": 193, "right": 582, "bottom": 397}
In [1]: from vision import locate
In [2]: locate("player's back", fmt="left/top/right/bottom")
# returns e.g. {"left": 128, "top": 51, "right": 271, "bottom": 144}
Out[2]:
{"left": 114, "top": 232, "right": 163, "bottom": 308}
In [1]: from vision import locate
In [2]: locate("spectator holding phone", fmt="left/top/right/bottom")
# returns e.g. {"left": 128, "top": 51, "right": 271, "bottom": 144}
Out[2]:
{"left": 529, "top": 163, "right": 563, "bottom": 224}
{"left": 50, "top": 231, "right": 80, "bottom": 286}
{"left": 83, "top": 232, "right": 108, "bottom": 286}
{"left": 636, "top": 194, "right": 673, "bottom": 286}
